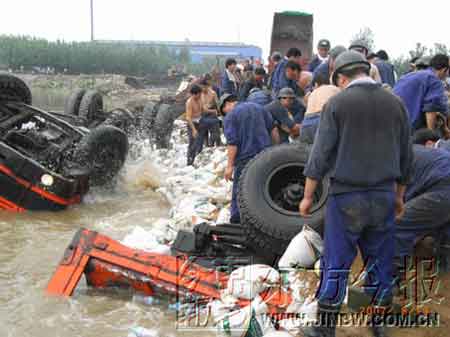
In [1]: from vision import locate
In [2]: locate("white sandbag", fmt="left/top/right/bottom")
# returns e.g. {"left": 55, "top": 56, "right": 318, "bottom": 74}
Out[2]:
{"left": 278, "top": 225, "right": 323, "bottom": 269}
{"left": 148, "top": 244, "right": 171, "bottom": 255}
{"left": 216, "top": 308, "right": 272, "bottom": 337}
{"left": 128, "top": 327, "right": 158, "bottom": 337}
{"left": 226, "top": 265, "right": 280, "bottom": 300}
{"left": 216, "top": 207, "right": 231, "bottom": 224}
{"left": 121, "top": 226, "right": 159, "bottom": 251}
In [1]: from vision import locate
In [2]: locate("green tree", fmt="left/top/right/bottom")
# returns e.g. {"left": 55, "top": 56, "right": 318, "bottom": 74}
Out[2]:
{"left": 350, "top": 27, "right": 375, "bottom": 51}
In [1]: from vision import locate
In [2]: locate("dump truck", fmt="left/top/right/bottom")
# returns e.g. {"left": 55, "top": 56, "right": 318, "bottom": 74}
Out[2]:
{"left": 270, "top": 11, "right": 314, "bottom": 63}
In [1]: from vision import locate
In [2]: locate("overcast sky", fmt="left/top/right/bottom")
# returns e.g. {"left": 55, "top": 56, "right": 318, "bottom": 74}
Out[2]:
{"left": 1, "top": 0, "right": 449, "bottom": 59}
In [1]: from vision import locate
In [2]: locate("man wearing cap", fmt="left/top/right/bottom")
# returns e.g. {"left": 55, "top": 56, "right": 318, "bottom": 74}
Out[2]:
{"left": 264, "top": 87, "right": 301, "bottom": 143}
{"left": 309, "top": 39, "right": 331, "bottom": 73}
{"left": 299, "top": 51, "right": 412, "bottom": 337}
{"left": 311, "top": 45, "right": 347, "bottom": 87}
{"left": 393, "top": 54, "right": 449, "bottom": 131}
{"left": 220, "top": 93, "right": 279, "bottom": 224}
{"left": 349, "top": 40, "right": 382, "bottom": 82}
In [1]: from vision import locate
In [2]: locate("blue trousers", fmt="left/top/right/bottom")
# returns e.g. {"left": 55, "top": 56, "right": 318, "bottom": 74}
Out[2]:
{"left": 230, "top": 159, "right": 249, "bottom": 224}
{"left": 396, "top": 186, "right": 450, "bottom": 258}
{"left": 316, "top": 190, "right": 396, "bottom": 308}
{"left": 187, "top": 121, "right": 207, "bottom": 166}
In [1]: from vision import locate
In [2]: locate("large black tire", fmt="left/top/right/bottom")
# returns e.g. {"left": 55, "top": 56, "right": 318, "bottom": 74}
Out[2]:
{"left": 72, "top": 125, "right": 129, "bottom": 186}
{"left": 0, "top": 74, "right": 32, "bottom": 105}
{"left": 238, "top": 143, "right": 329, "bottom": 257}
{"left": 64, "top": 89, "right": 86, "bottom": 116}
{"left": 78, "top": 90, "right": 103, "bottom": 125}
{"left": 153, "top": 104, "right": 174, "bottom": 148}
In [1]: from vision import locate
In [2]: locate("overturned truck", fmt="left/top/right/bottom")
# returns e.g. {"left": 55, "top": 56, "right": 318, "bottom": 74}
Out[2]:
{"left": 0, "top": 74, "right": 129, "bottom": 212}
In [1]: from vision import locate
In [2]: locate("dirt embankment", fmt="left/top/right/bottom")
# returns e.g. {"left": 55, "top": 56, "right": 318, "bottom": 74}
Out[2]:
{"left": 16, "top": 73, "right": 176, "bottom": 112}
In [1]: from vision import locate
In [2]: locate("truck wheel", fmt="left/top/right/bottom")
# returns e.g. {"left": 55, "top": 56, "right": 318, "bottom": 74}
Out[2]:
{"left": 72, "top": 126, "right": 129, "bottom": 186}
{"left": 153, "top": 104, "right": 174, "bottom": 149}
{"left": 79, "top": 90, "right": 103, "bottom": 125}
{"left": 238, "top": 143, "right": 329, "bottom": 257}
{"left": 64, "top": 89, "right": 86, "bottom": 116}
{"left": 0, "top": 74, "right": 32, "bottom": 105}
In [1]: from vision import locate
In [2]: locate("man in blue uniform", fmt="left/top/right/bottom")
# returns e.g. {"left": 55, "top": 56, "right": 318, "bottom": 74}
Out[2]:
{"left": 393, "top": 54, "right": 449, "bottom": 131}
{"left": 221, "top": 94, "right": 279, "bottom": 224}
{"left": 299, "top": 51, "right": 412, "bottom": 337}
{"left": 264, "top": 87, "right": 302, "bottom": 143}
{"left": 271, "top": 60, "right": 302, "bottom": 98}
{"left": 270, "top": 48, "right": 302, "bottom": 96}
{"left": 311, "top": 45, "right": 347, "bottom": 87}
{"left": 309, "top": 39, "right": 331, "bottom": 73}
{"left": 375, "top": 50, "right": 396, "bottom": 88}
{"left": 395, "top": 145, "right": 450, "bottom": 265}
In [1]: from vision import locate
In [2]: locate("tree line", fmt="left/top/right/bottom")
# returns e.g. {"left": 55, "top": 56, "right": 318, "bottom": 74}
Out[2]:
{"left": 350, "top": 27, "right": 449, "bottom": 76}
{"left": 0, "top": 35, "right": 192, "bottom": 76}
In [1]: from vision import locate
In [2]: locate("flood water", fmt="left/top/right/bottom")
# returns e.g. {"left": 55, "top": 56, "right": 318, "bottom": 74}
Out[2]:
{"left": 0, "top": 94, "right": 214, "bottom": 337}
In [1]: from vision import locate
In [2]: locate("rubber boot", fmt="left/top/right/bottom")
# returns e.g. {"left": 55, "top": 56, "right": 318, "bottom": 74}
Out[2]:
{"left": 298, "top": 303, "right": 337, "bottom": 337}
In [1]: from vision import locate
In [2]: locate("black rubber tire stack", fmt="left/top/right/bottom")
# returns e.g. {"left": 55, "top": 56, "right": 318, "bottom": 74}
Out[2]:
{"left": 140, "top": 101, "right": 159, "bottom": 137}
{"left": 64, "top": 89, "right": 86, "bottom": 116}
{"left": 238, "top": 143, "right": 329, "bottom": 259}
{"left": 0, "top": 74, "right": 32, "bottom": 104}
{"left": 153, "top": 104, "right": 175, "bottom": 149}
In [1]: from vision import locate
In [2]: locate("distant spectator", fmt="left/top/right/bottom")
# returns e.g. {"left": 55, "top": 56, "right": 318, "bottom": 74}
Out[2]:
{"left": 308, "top": 39, "right": 331, "bottom": 73}
{"left": 239, "top": 67, "right": 266, "bottom": 101}
{"left": 375, "top": 50, "right": 396, "bottom": 87}
{"left": 349, "top": 40, "right": 382, "bottom": 82}
{"left": 221, "top": 58, "right": 238, "bottom": 96}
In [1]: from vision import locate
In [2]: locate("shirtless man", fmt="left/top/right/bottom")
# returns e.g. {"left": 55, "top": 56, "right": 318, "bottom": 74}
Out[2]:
{"left": 185, "top": 84, "right": 206, "bottom": 165}
{"left": 200, "top": 75, "right": 222, "bottom": 146}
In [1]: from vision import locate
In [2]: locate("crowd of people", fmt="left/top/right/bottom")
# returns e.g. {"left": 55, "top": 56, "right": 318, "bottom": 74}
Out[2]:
{"left": 183, "top": 39, "right": 450, "bottom": 337}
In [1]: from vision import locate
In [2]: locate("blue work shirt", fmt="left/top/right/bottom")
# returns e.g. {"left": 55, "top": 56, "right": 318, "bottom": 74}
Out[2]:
{"left": 264, "top": 100, "right": 297, "bottom": 143}
{"left": 375, "top": 60, "right": 396, "bottom": 88}
{"left": 312, "top": 62, "right": 331, "bottom": 86}
{"left": 406, "top": 145, "right": 450, "bottom": 201}
{"left": 393, "top": 69, "right": 448, "bottom": 130}
{"left": 223, "top": 102, "right": 274, "bottom": 162}
{"left": 308, "top": 55, "right": 325, "bottom": 73}
{"left": 246, "top": 90, "right": 272, "bottom": 106}
{"left": 221, "top": 70, "right": 238, "bottom": 96}
{"left": 269, "top": 59, "right": 287, "bottom": 93}
{"left": 304, "top": 80, "right": 412, "bottom": 194}
{"left": 299, "top": 112, "right": 321, "bottom": 144}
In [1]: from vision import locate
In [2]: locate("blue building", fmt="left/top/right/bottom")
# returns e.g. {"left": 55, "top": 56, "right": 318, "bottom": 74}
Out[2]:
{"left": 97, "top": 40, "right": 262, "bottom": 64}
